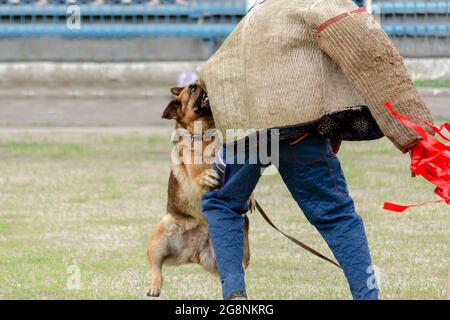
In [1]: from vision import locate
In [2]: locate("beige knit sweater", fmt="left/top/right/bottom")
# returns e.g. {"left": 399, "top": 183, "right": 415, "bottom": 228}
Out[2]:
{"left": 200, "top": 0, "right": 434, "bottom": 151}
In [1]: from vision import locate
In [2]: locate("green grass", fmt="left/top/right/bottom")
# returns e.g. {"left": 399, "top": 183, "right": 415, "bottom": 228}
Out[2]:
{"left": 0, "top": 129, "right": 448, "bottom": 300}
{"left": 415, "top": 80, "right": 450, "bottom": 88}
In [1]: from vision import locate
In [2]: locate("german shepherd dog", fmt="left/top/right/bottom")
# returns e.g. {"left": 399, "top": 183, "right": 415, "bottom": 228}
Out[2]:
{"left": 147, "top": 81, "right": 251, "bottom": 297}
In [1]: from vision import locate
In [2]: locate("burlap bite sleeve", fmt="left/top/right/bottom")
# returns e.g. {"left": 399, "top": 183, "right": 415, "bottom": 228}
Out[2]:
{"left": 305, "top": 0, "right": 434, "bottom": 152}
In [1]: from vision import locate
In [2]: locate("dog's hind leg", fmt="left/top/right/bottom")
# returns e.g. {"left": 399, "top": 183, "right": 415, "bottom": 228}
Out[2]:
{"left": 147, "top": 220, "right": 167, "bottom": 297}
{"left": 243, "top": 215, "right": 251, "bottom": 269}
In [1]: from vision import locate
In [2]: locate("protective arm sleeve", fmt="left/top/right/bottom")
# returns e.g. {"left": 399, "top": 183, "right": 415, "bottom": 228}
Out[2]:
{"left": 304, "top": 0, "right": 434, "bottom": 152}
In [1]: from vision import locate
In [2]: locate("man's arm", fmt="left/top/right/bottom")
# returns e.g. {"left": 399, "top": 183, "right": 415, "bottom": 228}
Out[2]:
{"left": 304, "top": 0, "right": 434, "bottom": 153}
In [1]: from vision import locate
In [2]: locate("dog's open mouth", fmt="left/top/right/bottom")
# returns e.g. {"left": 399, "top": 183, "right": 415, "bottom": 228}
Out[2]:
{"left": 196, "top": 90, "right": 210, "bottom": 113}
{"left": 201, "top": 94, "right": 210, "bottom": 109}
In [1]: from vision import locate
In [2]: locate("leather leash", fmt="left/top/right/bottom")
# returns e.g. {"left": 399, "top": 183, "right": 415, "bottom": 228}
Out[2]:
{"left": 255, "top": 200, "right": 342, "bottom": 269}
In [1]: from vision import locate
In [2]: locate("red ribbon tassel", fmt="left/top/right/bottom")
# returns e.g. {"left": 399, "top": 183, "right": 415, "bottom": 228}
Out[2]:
{"left": 383, "top": 102, "right": 450, "bottom": 213}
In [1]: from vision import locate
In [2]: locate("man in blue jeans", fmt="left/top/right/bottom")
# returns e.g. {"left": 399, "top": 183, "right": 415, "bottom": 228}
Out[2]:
{"left": 199, "top": 0, "right": 433, "bottom": 300}
{"left": 202, "top": 133, "right": 378, "bottom": 300}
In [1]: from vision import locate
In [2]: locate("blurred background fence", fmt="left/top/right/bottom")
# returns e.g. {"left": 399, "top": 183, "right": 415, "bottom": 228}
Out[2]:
{"left": 0, "top": 0, "right": 449, "bottom": 62}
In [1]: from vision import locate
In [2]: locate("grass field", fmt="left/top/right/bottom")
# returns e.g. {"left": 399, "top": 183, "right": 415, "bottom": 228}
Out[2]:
{"left": 415, "top": 80, "right": 450, "bottom": 88}
{"left": 0, "top": 128, "right": 448, "bottom": 300}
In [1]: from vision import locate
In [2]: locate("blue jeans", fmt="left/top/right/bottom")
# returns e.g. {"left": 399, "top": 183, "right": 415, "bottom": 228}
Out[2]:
{"left": 202, "top": 134, "right": 379, "bottom": 300}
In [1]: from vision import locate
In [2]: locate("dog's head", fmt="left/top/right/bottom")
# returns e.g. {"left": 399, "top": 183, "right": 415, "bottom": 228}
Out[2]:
{"left": 162, "top": 81, "right": 212, "bottom": 130}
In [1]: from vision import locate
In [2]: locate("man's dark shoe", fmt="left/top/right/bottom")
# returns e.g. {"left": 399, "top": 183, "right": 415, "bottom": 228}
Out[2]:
{"left": 228, "top": 291, "right": 248, "bottom": 300}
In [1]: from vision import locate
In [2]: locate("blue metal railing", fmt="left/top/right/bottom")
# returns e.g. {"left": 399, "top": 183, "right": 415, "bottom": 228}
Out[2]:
{"left": 0, "top": 3, "right": 246, "bottom": 17}
{"left": 373, "top": 1, "right": 450, "bottom": 58}
{"left": 0, "top": 0, "right": 448, "bottom": 61}
{"left": 0, "top": 23, "right": 236, "bottom": 38}
{"left": 374, "top": 2, "right": 450, "bottom": 14}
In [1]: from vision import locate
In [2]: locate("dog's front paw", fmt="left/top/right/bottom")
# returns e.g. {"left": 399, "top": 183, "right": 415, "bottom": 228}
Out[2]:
{"left": 147, "top": 287, "right": 161, "bottom": 297}
{"left": 198, "top": 169, "right": 221, "bottom": 190}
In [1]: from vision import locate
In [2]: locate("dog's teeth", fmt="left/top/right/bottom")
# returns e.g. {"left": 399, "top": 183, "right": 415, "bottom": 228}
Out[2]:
{"left": 200, "top": 97, "right": 210, "bottom": 109}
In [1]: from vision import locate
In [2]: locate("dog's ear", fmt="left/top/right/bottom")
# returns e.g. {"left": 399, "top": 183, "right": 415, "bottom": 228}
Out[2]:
{"left": 162, "top": 100, "right": 181, "bottom": 120}
{"left": 170, "top": 87, "right": 184, "bottom": 96}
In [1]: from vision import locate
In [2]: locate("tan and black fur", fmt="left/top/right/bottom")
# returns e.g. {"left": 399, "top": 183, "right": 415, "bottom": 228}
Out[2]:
{"left": 147, "top": 82, "right": 250, "bottom": 297}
